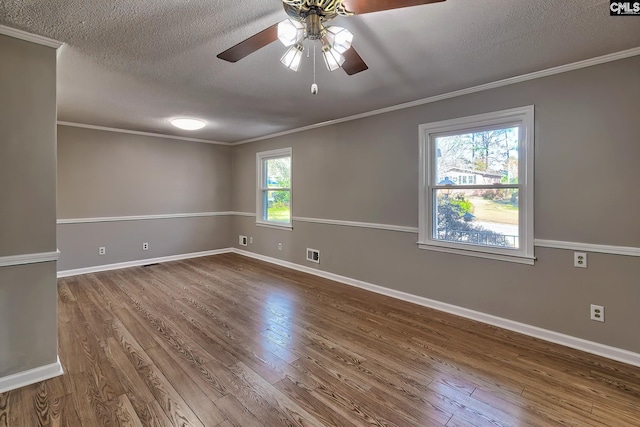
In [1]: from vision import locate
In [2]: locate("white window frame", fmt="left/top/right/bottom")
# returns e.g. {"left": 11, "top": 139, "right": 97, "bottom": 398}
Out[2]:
{"left": 418, "top": 106, "right": 535, "bottom": 264}
{"left": 256, "top": 147, "right": 293, "bottom": 230}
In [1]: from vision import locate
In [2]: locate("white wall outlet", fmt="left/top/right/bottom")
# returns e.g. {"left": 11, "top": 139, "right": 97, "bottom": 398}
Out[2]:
{"left": 239, "top": 235, "right": 248, "bottom": 246}
{"left": 590, "top": 304, "right": 604, "bottom": 322}
{"left": 278, "top": 242, "right": 283, "bottom": 251}
{"left": 574, "top": 252, "right": 587, "bottom": 268}
{"left": 306, "top": 248, "right": 320, "bottom": 263}
{"left": 249, "top": 237, "right": 253, "bottom": 244}
{"left": 142, "top": 242, "right": 149, "bottom": 251}
{"left": 99, "top": 246, "right": 106, "bottom": 255}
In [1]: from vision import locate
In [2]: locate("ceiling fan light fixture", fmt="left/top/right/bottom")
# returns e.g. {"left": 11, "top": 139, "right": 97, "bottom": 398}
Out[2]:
{"left": 325, "top": 26, "right": 353, "bottom": 54}
{"left": 280, "top": 43, "right": 304, "bottom": 71}
{"left": 170, "top": 117, "right": 206, "bottom": 130}
{"left": 277, "top": 19, "right": 305, "bottom": 46}
{"left": 321, "top": 45, "right": 345, "bottom": 72}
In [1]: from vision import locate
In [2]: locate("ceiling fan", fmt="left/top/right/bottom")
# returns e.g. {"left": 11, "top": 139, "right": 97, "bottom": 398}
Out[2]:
{"left": 217, "top": 0, "right": 446, "bottom": 76}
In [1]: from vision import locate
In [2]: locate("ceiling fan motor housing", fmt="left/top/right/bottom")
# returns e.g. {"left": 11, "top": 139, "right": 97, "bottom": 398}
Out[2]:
{"left": 282, "top": 0, "right": 352, "bottom": 22}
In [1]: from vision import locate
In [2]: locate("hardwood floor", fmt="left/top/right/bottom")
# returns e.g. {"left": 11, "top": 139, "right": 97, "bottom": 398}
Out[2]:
{"left": 2, "top": 253, "right": 639, "bottom": 426}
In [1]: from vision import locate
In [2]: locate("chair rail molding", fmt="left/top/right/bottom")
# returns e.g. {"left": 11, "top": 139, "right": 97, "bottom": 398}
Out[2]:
{"left": 57, "top": 212, "right": 235, "bottom": 224}
{"left": 0, "top": 250, "right": 60, "bottom": 268}
{"left": 232, "top": 212, "right": 640, "bottom": 257}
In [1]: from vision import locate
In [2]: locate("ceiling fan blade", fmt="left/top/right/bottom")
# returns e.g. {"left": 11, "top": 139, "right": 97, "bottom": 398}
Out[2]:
{"left": 217, "top": 23, "right": 279, "bottom": 62}
{"left": 342, "top": 47, "right": 368, "bottom": 75}
{"left": 341, "top": 0, "right": 445, "bottom": 15}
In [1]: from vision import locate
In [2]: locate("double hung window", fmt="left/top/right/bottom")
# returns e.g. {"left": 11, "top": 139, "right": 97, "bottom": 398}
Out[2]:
{"left": 418, "top": 106, "right": 534, "bottom": 264}
{"left": 256, "top": 148, "right": 292, "bottom": 228}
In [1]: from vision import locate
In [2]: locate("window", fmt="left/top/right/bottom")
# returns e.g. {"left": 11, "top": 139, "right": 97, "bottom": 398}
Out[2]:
{"left": 256, "top": 148, "right": 292, "bottom": 228}
{"left": 418, "top": 106, "right": 534, "bottom": 264}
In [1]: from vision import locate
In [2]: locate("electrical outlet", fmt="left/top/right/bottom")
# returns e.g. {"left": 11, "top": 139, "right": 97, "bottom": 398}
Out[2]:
{"left": 574, "top": 252, "right": 587, "bottom": 268}
{"left": 142, "top": 242, "right": 149, "bottom": 251}
{"left": 278, "top": 242, "right": 283, "bottom": 251}
{"left": 99, "top": 246, "right": 106, "bottom": 255}
{"left": 239, "top": 235, "right": 248, "bottom": 246}
{"left": 590, "top": 304, "right": 604, "bottom": 322}
{"left": 249, "top": 237, "right": 253, "bottom": 244}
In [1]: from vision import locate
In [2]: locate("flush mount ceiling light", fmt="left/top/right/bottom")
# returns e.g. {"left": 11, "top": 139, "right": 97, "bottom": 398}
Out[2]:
{"left": 170, "top": 118, "right": 206, "bottom": 130}
{"left": 218, "top": 0, "right": 446, "bottom": 77}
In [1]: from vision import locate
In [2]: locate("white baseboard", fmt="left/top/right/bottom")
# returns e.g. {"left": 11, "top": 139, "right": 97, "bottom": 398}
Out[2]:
{"left": 0, "top": 357, "right": 64, "bottom": 394}
{"left": 57, "top": 248, "right": 232, "bottom": 278}
{"left": 231, "top": 248, "right": 640, "bottom": 368}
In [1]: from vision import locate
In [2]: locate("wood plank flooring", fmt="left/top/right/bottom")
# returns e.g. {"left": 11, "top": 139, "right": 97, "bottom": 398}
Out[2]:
{"left": 2, "top": 253, "right": 639, "bottom": 426}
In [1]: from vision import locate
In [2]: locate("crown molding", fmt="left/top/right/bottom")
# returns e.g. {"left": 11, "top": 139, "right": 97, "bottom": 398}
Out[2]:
{"left": 234, "top": 47, "right": 640, "bottom": 145}
{"left": 0, "top": 25, "right": 63, "bottom": 49}
{"left": 57, "top": 121, "right": 231, "bottom": 146}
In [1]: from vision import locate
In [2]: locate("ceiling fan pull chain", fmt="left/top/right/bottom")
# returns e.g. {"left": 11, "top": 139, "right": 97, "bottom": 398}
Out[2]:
{"left": 311, "top": 43, "right": 318, "bottom": 95}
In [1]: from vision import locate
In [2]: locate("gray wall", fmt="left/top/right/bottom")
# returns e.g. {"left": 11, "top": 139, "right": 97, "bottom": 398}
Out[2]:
{"left": 0, "top": 35, "right": 58, "bottom": 377}
{"left": 230, "top": 56, "right": 640, "bottom": 354}
{"left": 57, "top": 126, "right": 232, "bottom": 271}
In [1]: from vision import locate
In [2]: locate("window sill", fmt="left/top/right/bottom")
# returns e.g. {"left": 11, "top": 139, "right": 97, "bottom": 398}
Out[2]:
{"left": 418, "top": 243, "right": 535, "bottom": 265}
{"left": 256, "top": 221, "right": 293, "bottom": 231}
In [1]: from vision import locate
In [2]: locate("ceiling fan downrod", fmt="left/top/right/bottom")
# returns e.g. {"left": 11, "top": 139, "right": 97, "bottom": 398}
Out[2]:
{"left": 305, "top": 9, "right": 323, "bottom": 40}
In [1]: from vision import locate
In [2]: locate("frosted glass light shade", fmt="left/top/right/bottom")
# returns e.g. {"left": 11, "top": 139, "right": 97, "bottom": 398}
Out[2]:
{"left": 325, "top": 26, "right": 353, "bottom": 54}
{"left": 277, "top": 19, "right": 305, "bottom": 46}
{"left": 280, "top": 44, "right": 304, "bottom": 71}
{"left": 321, "top": 45, "right": 345, "bottom": 72}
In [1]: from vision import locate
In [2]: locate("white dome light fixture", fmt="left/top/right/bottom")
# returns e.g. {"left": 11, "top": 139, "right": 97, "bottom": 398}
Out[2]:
{"left": 170, "top": 118, "right": 206, "bottom": 130}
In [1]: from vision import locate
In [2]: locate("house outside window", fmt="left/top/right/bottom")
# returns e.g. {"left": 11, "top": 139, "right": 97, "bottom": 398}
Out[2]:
{"left": 256, "top": 148, "right": 292, "bottom": 229}
{"left": 418, "top": 106, "right": 534, "bottom": 264}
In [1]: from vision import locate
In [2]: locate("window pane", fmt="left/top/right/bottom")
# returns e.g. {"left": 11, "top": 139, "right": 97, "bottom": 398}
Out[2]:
{"left": 435, "top": 126, "right": 519, "bottom": 185}
{"left": 434, "top": 189, "right": 519, "bottom": 249}
{"left": 266, "top": 190, "right": 290, "bottom": 223}
{"left": 265, "top": 157, "right": 291, "bottom": 188}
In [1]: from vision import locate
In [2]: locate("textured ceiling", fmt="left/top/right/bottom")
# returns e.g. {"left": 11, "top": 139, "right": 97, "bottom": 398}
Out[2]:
{"left": 1, "top": 0, "right": 639, "bottom": 143}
